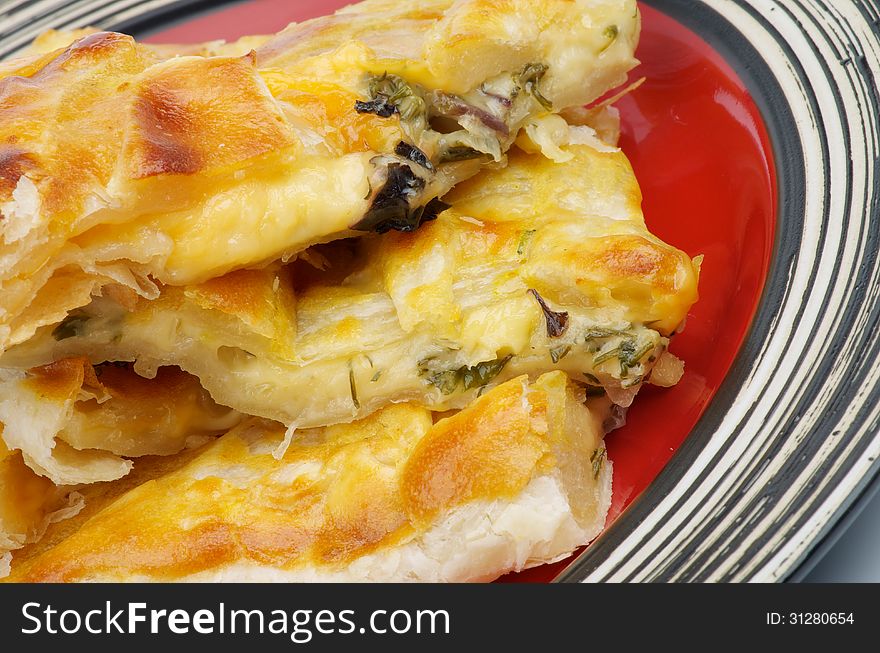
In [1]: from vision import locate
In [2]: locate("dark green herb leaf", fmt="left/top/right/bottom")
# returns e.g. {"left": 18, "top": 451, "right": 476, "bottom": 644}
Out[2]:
{"left": 584, "top": 328, "right": 624, "bottom": 340}
{"left": 517, "top": 229, "right": 536, "bottom": 256}
{"left": 426, "top": 369, "right": 461, "bottom": 395}
{"left": 518, "top": 63, "right": 552, "bottom": 111}
{"left": 52, "top": 311, "right": 90, "bottom": 341}
{"left": 348, "top": 364, "right": 360, "bottom": 409}
{"left": 461, "top": 355, "right": 513, "bottom": 391}
{"left": 593, "top": 346, "right": 620, "bottom": 366}
{"left": 355, "top": 74, "right": 425, "bottom": 121}
{"left": 371, "top": 370, "right": 382, "bottom": 382}
{"left": 583, "top": 372, "right": 601, "bottom": 385}
{"left": 528, "top": 289, "right": 569, "bottom": 338}
{"left": 395, "top": 141, "right": 434, "bottom": 171}
{"left": 352, "top": 163, "right": 449, "bottom": 234}
{"left": 618, "top": 339, "right": 654, "bottom": 369}
{"left": 422, "top": 355, "right": 513, "bottom": 394}
{"left": 438, "top": 145, "right": 485, "bottom": 163}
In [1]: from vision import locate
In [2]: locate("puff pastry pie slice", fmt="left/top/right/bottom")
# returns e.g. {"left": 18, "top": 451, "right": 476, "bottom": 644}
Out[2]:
{"left": 1, "top": 138, "right": 700, "bottom": 482}
{"left": 0, "top": 0, "right": 640, "bottom": 352}
{"left": 0, "top": 446, "right": 81, "bottom": 577}
{"left": 5, "top": 372, "right": 613, "bottom": 583}
{"left": 0, "top": 359, "right": 239, "bottom": 485}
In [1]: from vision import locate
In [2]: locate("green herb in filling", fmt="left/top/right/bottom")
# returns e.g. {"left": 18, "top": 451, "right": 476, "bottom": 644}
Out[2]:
{"left": 355, "top": 73, "right": 426, "bottom": 122}
{"left": 600, "top": 25, "right": 619, "bottom": 53}
{"left": 517, "top": 63, "right": 552, "bottom": 111}
{"left": 517, "top": 229, "right": 536, "bottom": 256}
{"left": 593, "top": 346, "right": 621, "bottom": 366}
{"left": 439, "top": 145, "right": 485, "bottom": 163}
{"left": 52, "top": 311, "right": 90, "bottom": 341}
{"left": 422, "top": 355, "right": 514, "bottom": 394}
{"left": 461, "top": 355, "right": 514, "bottom": 391}
{"left": 348, "top": 363, "right": 360, "bottom": 409}
{"left": 425, "top": 369, "right": 461, "bottom": 395}
{"left": 591, "top": 447, "right": 607, "bottom": 479}
{"left": 550, "top": 345, "right": 571, "bottom": 364}
{"left": 584, "top": 328, "right": 625, "bottom": 340}
{"left": 619, "top": 339, "right": 654, "bottom": 371}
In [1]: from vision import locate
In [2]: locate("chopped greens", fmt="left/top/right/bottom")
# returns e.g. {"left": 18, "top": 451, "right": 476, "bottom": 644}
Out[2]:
{"left": 395, "top": 141, "right": 434, "bottom": 171}
{"left": 619, "top": 339, "right": 654, "bottom": 371}
{"left": 586, "top": 328, "right": 648, "bottom": 372}
{"left": 528, "top": 289, "right": 569, "bottom": 338}
{"left": 619, "top": 340, "right": 654, "bottom": 374}
{"left": 584, "top": 328, "right": 625, "bottom": 340}
{"left": 517, "top": 63, "right": 552, "bottom": 111}
{"left": 592, "top": 337, "right": 654, "bottom": 379}
{"left": 352, "top": 163, "right": 449, "bottom": 233}
{"left": 438, "top": 145, "right": 485, "bottom": 163}
{"left": 583, "top": 372, "right": 601, "bottom": 385}
{"left": 517, "top": 229, "right": 536, "bottom": 256}
{"left": 461, "top": 355, "right": 513, "bottom": 391}
{"left": 425, "top": 369, "right": 461, "bottom": 394}
{"left": 370, "top": 370, "right": 382, "bottom": 383}
{"left": 52, "top": 311, "right": 90, "bottom": 341}
{"left": 348, "top": 364, "right": 360, "bottom": 409}
{"left": 592, "top": 346, "right": 620, "bottom": 366}
{"left": 355, "top": 73, "right": 426, "bottom": 122}
{"left": 590, "top": 447, "right": 607, "bottom": 479}
{"left": 421, "top": 355, "right": 514, "bottom": 395}
{"left": 550, "top": 345, "right": 571, "bottom": 364}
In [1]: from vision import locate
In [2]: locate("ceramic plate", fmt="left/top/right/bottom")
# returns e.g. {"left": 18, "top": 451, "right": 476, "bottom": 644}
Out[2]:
{"left": 2, "top": 0, "right": 877, "bottom": 582}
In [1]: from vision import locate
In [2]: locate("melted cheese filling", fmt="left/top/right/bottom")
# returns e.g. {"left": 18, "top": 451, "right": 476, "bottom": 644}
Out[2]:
{"left": 3, "top": 144, "right": 699, "bottom": 432}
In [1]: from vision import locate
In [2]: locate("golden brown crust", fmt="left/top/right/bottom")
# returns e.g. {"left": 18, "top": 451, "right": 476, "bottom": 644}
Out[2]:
{"left": 22, "top": 357, "right": 99, "bottom": 403}
{"left": 0, "top": 451, "right": 59, "bottom": 541}
{"left": 7, "top": 373, "right": 607, "bottom": 582}
{"left": 403, "top": 379, "right": 548, "bottom": 519}
{"left": 127, "top": 55, "right": 294, "bottom": 179}
{"left": 184, "top": 267, "right": 296, "bottom": 339}
{"left": 0, "top": 146, "right": 36, "bottom": 196}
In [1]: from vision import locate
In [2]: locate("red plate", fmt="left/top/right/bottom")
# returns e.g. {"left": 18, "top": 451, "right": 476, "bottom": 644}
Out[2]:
{"left": 150, "top": 1, "right": 776, "bottom": 582}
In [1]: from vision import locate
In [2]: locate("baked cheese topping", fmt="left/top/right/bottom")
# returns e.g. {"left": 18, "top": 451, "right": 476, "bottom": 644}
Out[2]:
{"left": 0, "top": 0, "right": 640, "bottom": 353}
